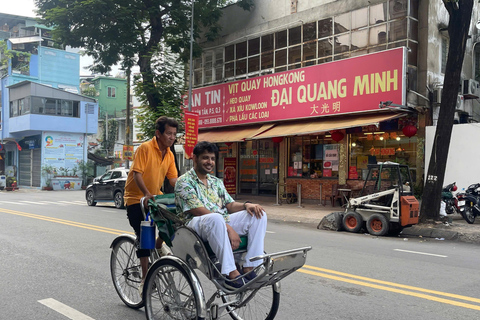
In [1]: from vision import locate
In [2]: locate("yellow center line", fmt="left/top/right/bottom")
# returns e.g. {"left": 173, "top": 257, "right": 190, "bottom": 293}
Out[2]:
{"left": 302, "top": 265, "right": 480, "bottom": 304}
{"left": 0, "top": 208, "right": 133, "bottom": 236}
{"left": 298, "top": 268, "right": 480, "bottom": 311}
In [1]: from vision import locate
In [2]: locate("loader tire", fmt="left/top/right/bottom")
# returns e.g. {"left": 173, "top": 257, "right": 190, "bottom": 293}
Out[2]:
{"left": 343, "top": 211, "right": 363, "bottom": 233}
{"left": 366, "top": 214, "right": 389, "bottom": 236}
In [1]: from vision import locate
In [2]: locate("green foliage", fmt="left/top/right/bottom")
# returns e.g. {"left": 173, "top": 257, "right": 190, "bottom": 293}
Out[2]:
{"left": 81, "top": 86, "right": 97, "bottom": 97}
{"left": 102, "top": 119, "right": 119, "bottom": 157}
{"left": 77, "top": 160, "right": 95, "bottom": 185}
{"left": 41, "top": 164, "right": 56, "bottom": 186}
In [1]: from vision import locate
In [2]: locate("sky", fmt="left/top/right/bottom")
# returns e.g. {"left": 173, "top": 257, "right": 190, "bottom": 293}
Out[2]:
{"left": 2, "top": 0, "right": 123, "bottom": 76}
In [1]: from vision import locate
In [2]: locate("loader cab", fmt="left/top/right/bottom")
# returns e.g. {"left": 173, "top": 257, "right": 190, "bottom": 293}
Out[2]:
{"left": 360, "top": 162, "right": 414, "bottom": 206}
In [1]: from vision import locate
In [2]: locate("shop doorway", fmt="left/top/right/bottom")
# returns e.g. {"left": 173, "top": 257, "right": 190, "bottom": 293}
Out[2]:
{"left": 18, "top": 149, "right": 41, "bottom": 187}
{"left": 239, "top": 139, "right": 279, "bottom": 196}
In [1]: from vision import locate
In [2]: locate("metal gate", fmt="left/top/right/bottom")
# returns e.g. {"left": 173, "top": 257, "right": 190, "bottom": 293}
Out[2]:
{"left": 18, "top": 149, "right": 41, "bottom": 187}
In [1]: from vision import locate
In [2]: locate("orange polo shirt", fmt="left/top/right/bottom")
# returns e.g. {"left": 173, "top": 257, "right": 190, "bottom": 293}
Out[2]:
{"left": 124, "top": 136, "right": 178, "bottom": 206}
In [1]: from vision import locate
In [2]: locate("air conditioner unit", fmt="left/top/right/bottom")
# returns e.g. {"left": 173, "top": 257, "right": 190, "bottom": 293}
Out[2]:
{"left": 456, "top": 94, "right": 465, "bottom": 111}
{"left": 463, "top": 79, "right": 479, "bottom": 98}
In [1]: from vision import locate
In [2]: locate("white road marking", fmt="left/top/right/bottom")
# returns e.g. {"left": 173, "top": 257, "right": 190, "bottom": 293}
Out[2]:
{"left": 58, "top": 201, "right": 84, "bottom": 205}
{"left": 0, "top": 201, "right": 26, "bottom": 205}
{"left": 394, "top": 249, "right": 447, "bottom": 258}
{"left": 39, "top": 201, "right": 68, "bottom": 206}
{"left": 38, "top": 298, "right": 95, "bottom": 320}
{"left": 20, "top": 201, "right": 47, "bottom": 205}
{"left": 266, "top": 230, "right": 275, "bottom": 234}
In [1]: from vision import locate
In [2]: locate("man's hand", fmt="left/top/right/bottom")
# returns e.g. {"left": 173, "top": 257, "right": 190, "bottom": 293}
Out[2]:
{"left": 245, "top": 202, "right": 265, "bottom": 219}
{"left": 226, "top": 224, "right": 241, "bottom": 250}
{"left": 142, "top": 194, "right": 154, "bottom": 212}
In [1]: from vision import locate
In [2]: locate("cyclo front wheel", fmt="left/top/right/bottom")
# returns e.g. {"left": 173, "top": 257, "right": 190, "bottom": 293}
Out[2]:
{"left": 222, "top": 283, "right": 280, "bottom": 320}
{"left": 110, "top": 235, "right": 144, "bottom": 309}
{"left": 144, "top": 257, "right": 205, "bottom": 320}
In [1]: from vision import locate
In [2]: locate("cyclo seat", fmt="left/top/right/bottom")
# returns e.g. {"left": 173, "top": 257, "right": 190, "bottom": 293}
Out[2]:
{"left": 148, "top": 194, "right": 248, "bottom": 275}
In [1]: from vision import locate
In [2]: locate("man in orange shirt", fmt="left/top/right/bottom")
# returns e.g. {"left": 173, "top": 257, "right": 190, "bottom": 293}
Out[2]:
{"left": 124, "top": 116, "right": 179, "bottom": 285}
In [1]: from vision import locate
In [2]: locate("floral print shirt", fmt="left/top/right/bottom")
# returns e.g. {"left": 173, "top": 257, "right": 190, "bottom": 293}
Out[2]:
{"left": 175, "top": 168, "right": 234, "bottom": 223}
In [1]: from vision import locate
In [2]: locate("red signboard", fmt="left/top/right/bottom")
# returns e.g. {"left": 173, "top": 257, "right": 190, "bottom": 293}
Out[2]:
{"left": 189, "top": 48, "right": 406, "bottom": 128}
{"left": 223, "top": 157, "right": 237, "bottom": 195}
{"left": 184, "top": 111, "right": 199, "bottom": 159}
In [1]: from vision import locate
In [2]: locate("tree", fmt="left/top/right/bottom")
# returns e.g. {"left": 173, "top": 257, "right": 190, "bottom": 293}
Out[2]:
{"left": 420, "top": 0, "right": 474, "bottom": 220}
{"left": 34, "top": 0, "right": 253, "bottom": 119}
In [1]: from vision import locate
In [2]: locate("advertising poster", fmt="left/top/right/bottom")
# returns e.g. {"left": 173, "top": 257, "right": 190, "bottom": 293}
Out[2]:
{"left": 184, "top": 111, "right": 199, "bottom": 159}
{"left": 323, "top": 144, "right": 339, "bottom": 171}
{"left": 188, "top": 48, "right": 406, "bottom": 128}
{"left": 43, "top": 132, "right": 85, "bottom": 172}
{"left": 223, "top": 157, "right": 237, "bottom": 195}
{"left": 123, "top": 145, "right": 134, "bottom": 161}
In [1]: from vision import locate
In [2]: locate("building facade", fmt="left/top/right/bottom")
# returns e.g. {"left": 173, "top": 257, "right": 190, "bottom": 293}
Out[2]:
{"left": 0, "top": 13, "right": 98, "bottom": 189}
{"left": 189, "top": 0, "right": 480, "bottom": 200}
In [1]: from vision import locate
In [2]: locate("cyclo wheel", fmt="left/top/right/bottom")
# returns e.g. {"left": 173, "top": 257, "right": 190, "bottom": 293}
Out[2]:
{"left": 222, "top": 283, "right": 280, "bottom": 320}
{"left": 110, "top": 235, "right": 144, "bottom": 309}
{"left": 144, "top": 257, "right": 205, "bottom": 320}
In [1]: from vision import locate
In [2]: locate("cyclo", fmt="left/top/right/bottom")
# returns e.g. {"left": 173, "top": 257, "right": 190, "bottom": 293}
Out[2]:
{"left": 110, "top": 194, "right": 311, "bottom": 320}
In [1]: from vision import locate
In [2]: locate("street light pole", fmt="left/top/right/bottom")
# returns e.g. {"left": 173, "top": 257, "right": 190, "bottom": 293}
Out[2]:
{"left": 188, "top": 0, "right": 194, "bottom": 112}
{"left": 125, "top": 68, "right": 131, "bottom": 169}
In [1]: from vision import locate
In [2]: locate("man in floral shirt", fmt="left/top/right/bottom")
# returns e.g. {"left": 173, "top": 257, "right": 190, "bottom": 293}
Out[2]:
{"left": 175, "top": 141, "right": 267, "bottom": 289}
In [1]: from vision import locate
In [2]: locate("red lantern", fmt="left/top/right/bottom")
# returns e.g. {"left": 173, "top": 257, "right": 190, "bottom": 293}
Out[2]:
{"left": 331, "top": 131, "right": 344, "bottom": 142}
{"left": 272, "top": 137, "right": 284, "bottom": 143}
{"left": 402, "top": 125, "right": 417, "bottom": 138}
{"left": 225, "top": 142, "right": 233, "bottom": 146}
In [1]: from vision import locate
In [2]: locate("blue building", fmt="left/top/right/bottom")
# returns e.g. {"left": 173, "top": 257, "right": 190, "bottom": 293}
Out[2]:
{"left": 0, "top": 13, "right": 98, "bottom": 189}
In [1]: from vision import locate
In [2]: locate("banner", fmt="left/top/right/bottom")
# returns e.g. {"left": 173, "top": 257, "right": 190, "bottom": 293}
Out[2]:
{"left": 123, "top": 145, "right": 134, "bottom": 161}
{"left": 184, "top": 111, "right": 199, "bottom": 159}
{"left": 188, "top": 47, "right": 406, "bottom": 128}
{"left": 223, "top": 157, "right": 237, "bottom": 195}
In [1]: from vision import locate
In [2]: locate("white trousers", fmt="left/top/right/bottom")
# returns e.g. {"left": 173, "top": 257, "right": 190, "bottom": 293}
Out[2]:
{"left": 187, "top": 210, "right": 267, "bottom": 275}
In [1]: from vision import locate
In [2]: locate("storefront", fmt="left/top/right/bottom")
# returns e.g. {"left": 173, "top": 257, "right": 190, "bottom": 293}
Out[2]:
{"left": 195, "top": 47, "right": 418, "bottom": 199}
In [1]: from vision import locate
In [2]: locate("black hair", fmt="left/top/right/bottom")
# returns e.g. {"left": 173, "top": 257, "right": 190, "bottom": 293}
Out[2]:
{"left": 155, "top": 116, "right": 179, "bottom": 134}
{"left": 193, "top": 141, "right": 219, "bottom": 159}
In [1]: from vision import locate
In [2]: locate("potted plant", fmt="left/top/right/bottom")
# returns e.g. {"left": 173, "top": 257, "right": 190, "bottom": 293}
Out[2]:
{"left": 51, "top": 164, "right": 83, "bottom": 190}
{"left": 6, "top": 176, "right": 17, "bottom": 191}
{"left": 41, "top": 164, "right": 55, "bottom": 190}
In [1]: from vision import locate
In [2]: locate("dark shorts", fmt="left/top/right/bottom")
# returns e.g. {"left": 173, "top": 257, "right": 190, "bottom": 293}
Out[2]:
{"left": 126, "top": 203, "right": 155, "bottom": 258}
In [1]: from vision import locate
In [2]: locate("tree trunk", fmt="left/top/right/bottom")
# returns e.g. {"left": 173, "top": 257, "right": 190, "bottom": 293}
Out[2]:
{"left": 420, "top": 0, "right": 473, "bottom": 221}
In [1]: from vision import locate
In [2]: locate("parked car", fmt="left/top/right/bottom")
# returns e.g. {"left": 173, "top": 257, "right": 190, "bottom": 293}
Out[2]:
{"left": 85, "top": 168, "right": 129, "bottom": 209}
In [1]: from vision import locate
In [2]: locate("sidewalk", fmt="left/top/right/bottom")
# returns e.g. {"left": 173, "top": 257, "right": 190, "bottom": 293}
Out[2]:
{"left": 240, "top": 195, "right": 480, "bottom": 244}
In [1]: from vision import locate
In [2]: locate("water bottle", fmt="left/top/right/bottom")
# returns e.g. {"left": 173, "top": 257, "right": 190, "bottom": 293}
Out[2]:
{"left": 140, "top": 213, "right": 156, "bottom": 249}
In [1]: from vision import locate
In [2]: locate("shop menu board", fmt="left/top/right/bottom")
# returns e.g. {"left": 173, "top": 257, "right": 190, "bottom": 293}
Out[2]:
{"left": 43, "top": 132, "right": 85, "bottom": 172}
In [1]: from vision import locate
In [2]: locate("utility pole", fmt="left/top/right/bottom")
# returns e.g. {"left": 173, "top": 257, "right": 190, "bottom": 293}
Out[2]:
{"left": 125, "top": 68, "right": 131, "bottom": 169}
{"left": 188, "top": 0, "right": 194, "bottom": 111}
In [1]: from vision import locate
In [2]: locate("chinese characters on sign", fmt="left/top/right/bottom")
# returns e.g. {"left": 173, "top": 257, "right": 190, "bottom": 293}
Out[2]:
{"left": 188, "top": 48, "right": 406, "bottom": 128}
{"left": 184, "top": 111, "right": 199, "bottom": 159}
{"left": 223, "top": 157, "right": 237, "bottom": 195}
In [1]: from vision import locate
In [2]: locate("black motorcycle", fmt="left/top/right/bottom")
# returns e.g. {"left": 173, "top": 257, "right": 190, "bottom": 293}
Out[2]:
{"left": 461, "top": 183, "right": 480, "bottom": 224}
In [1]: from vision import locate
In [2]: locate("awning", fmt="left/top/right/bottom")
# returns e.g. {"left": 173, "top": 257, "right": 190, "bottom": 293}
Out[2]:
{"left": 250, "top": 113, "right": 404, "bottom": 140}
{"left": 198, "top": 123, "right": 274, "bottom": 143}
{"left": 9, "top": 36, "right": 43, "bottom": 44}
{"left": 88, "top": 152, "right": 114, "bottom": 166}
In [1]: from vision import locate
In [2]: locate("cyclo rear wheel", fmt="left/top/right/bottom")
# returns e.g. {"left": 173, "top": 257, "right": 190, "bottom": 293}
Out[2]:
{"left": 110, "top": 235, "right": 144, "bottom": 309}
{"left": 144, "top": 257, "right": 205, "bottom": 320}
{"left": 222, "top": 283, "right": 280, "bottom": 320}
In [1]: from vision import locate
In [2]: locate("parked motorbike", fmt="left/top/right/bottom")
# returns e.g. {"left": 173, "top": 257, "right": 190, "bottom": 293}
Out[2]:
{"left": 441, "top": 182, "right": 463, "bottom": 215}
{"left": 460, "top": 183, "right": 480, "bottom": 224}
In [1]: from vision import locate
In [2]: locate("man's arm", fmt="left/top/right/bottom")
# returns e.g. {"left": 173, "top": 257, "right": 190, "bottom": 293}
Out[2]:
{"left": 133, "top": 171, "right": 154, "bottom": 208}
{"left": 226, "top": 201, "right": 265, "bottom": 219}
{"left": 169, "top": 177, "right": 178, "bottom": 187}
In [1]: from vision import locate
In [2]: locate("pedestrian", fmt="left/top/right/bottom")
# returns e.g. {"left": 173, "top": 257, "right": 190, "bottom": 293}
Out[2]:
{"left": 123, "top": 115, "right": 179, "bottom": 290}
